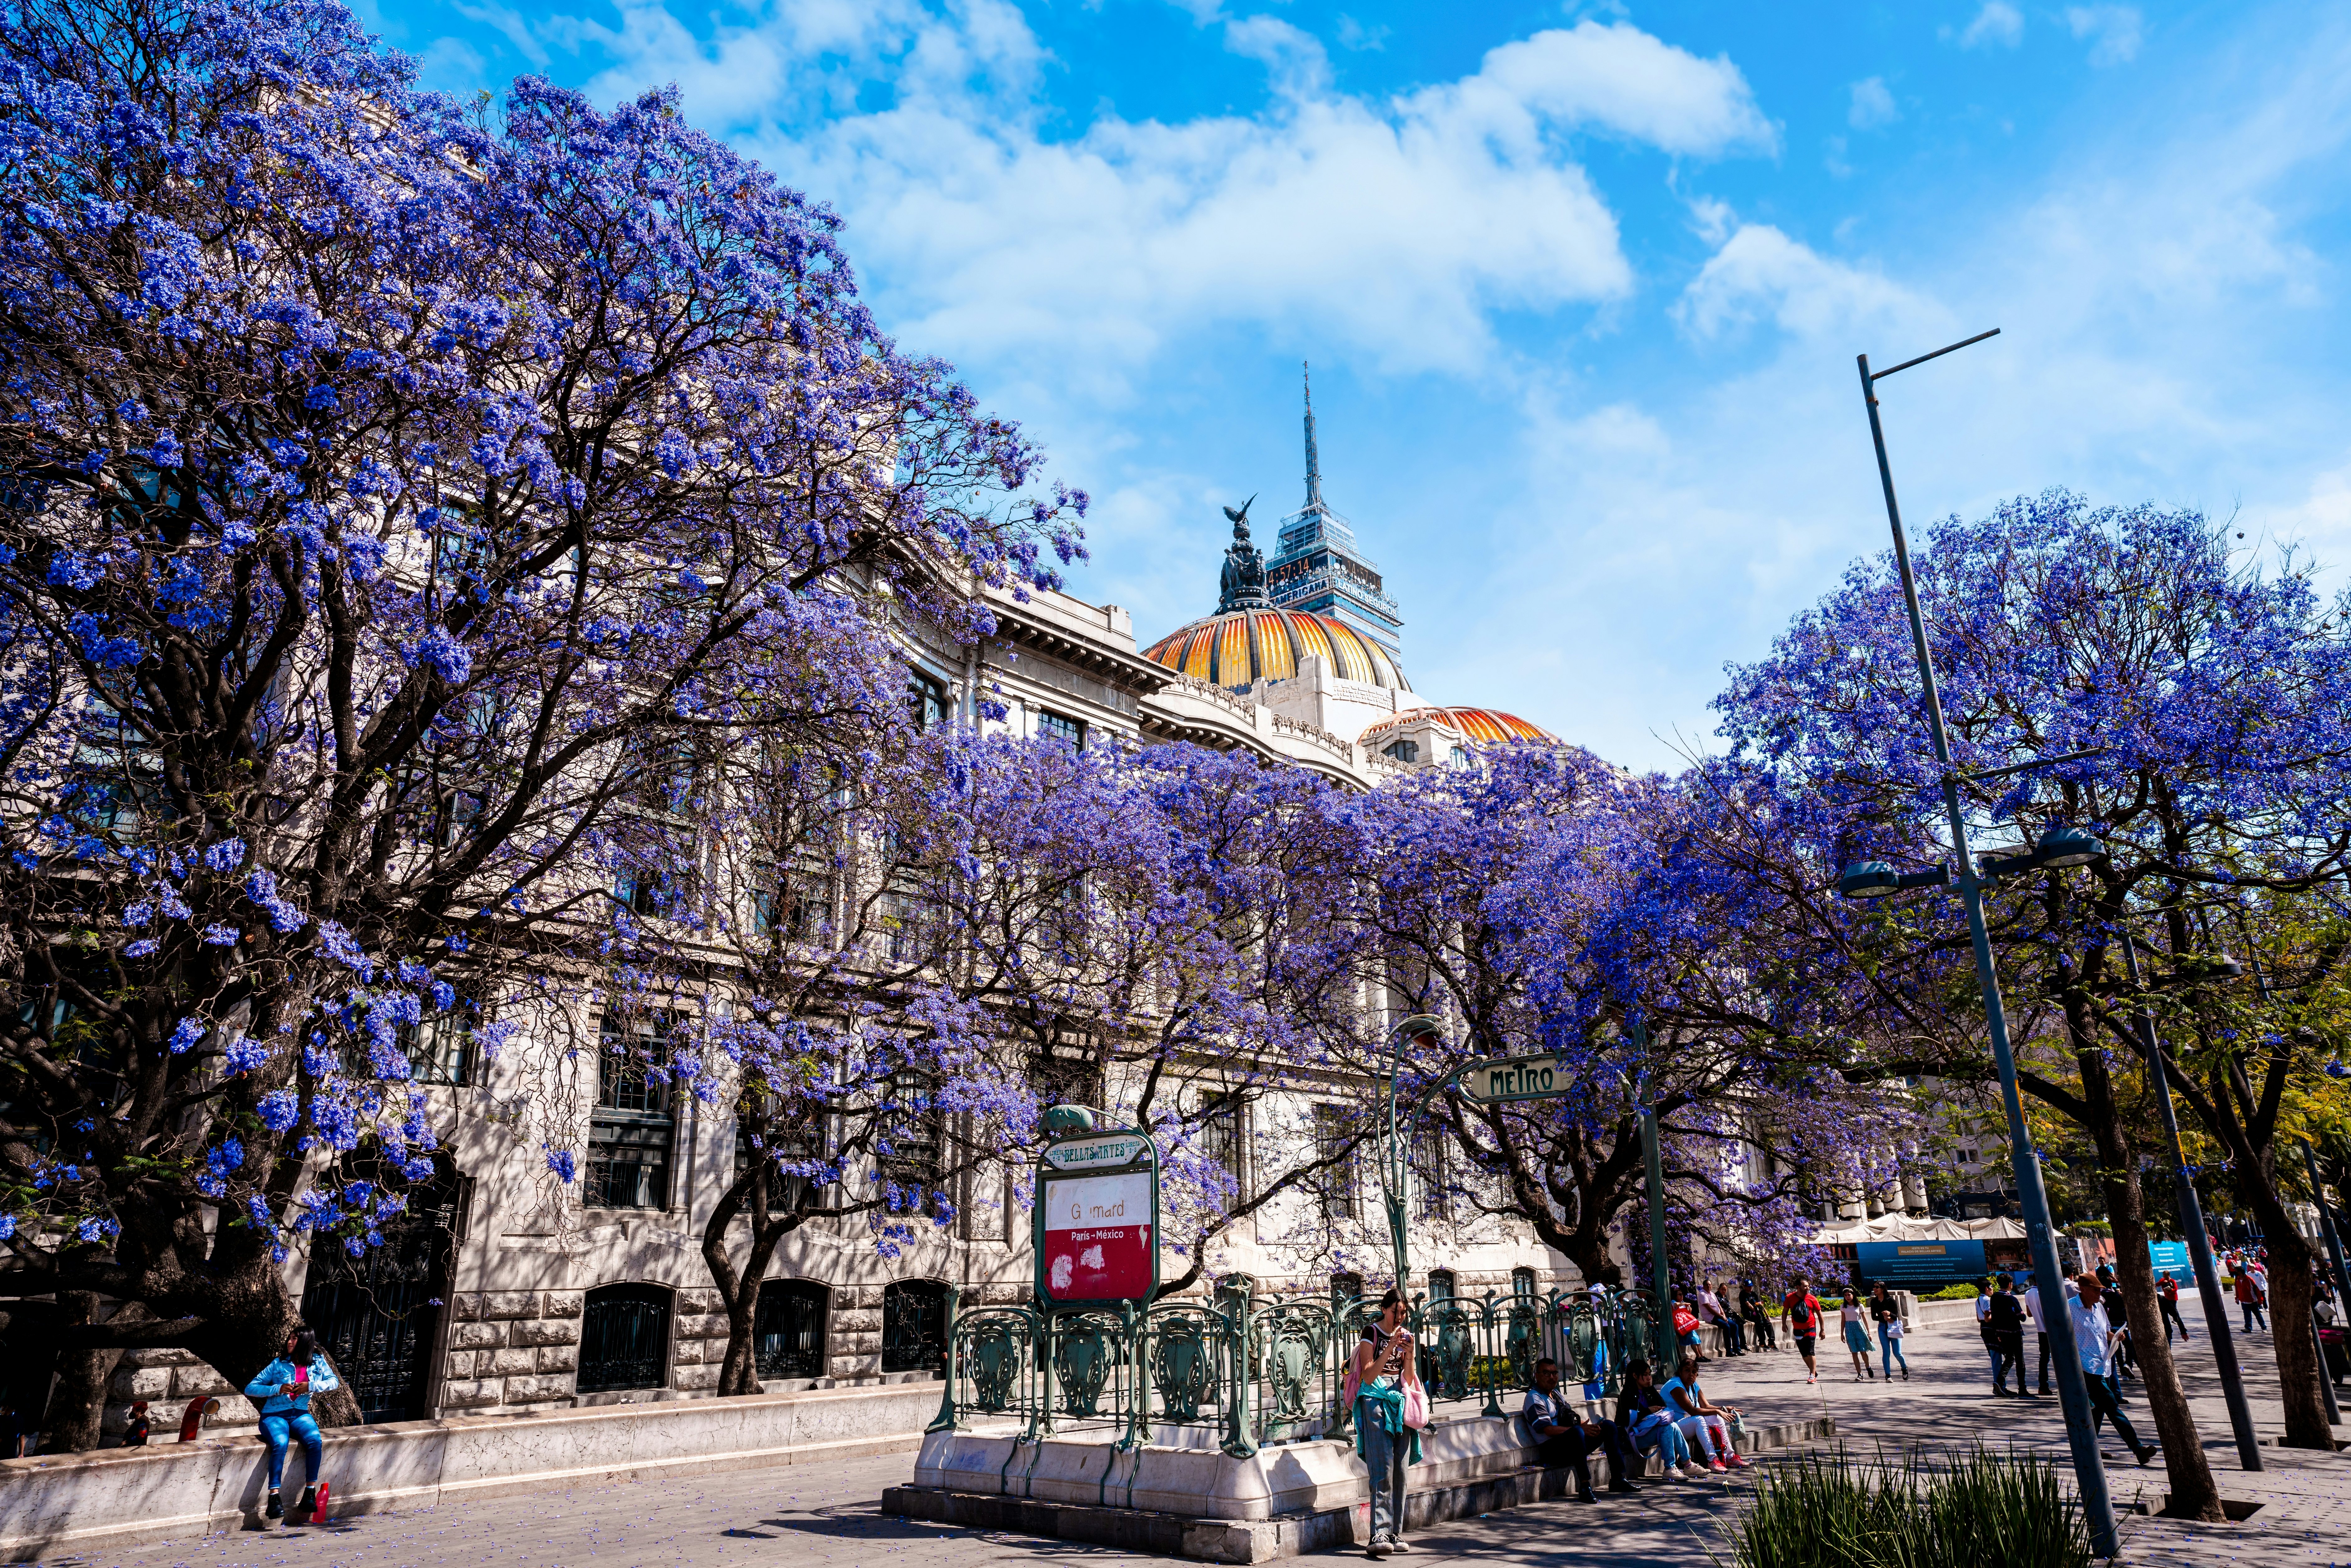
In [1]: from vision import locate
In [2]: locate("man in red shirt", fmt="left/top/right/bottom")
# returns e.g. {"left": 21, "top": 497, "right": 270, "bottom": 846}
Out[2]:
{"left": 2158, "top": 1272, "right": 2191, "bottom": 1342}
{"left": 1781, "top": 1276, "right": 1822, "bottom": 1385}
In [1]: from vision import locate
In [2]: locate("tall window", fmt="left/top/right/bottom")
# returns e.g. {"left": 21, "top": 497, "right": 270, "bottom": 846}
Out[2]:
{"left": 1196, "top": 1088, "right": 1245, "bottom": 1203}
{"left": 1512, "top": 1267, "right": 1537, "bottom": 1297}
{"left": 588, "top": 1011, "right": 675, "bottom": 1209}
{"left": 876, "top": 1072, "right": 944, "bottom": 1217}
{"left": 1427, "top": 1269, "right": 1456, "bottom": 1302}
{"left": 881, "top": 1279, "right": 948, "bottom": 1374}
{"left": 907, "top": 670, "right": 949, "bottom": 732}
{"left": 1036, "top": 709, "right": 1084, "bottom": 750}
{"left": 402, "top": 994, "right": 476, "bottom": 1088}
{"left": 736, "top": 1090, "right": 832, "bottom": 1213}
{"left": 1314, "top": 1102, "right": 1358, "bottom": 1221}
{"left": 753, "top": 864, "right": 835, "bottom": 943}
{"left": 1413, "top": 1127, "right": 1450, "bottom": 1219}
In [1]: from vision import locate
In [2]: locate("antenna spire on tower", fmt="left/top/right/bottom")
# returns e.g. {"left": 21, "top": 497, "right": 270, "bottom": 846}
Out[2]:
{"left": 1303, "top": 360, "right": 1323, "bottom": 509}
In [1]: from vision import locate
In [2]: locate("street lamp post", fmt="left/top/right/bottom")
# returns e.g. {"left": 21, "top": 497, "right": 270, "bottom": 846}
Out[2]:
{"left": 1853, "top": 332, "right": 2119, "bottom": 1558}
{"left": 1379, "top": 1014, "right": 1446, "bottom": 1293}
{"left": 2115, "top": 929, "right": 2263, "bottom": 1470}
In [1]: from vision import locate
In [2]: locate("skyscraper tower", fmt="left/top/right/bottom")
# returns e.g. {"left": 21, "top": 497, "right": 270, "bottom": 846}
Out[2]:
{"left": 1265, "top": 363, "right": 1403, "bottom": 660}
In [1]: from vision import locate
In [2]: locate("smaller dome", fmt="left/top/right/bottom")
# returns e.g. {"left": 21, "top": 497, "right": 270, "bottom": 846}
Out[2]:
{"left": 1359, "top": 705, "right": 1552, "bottom": 746}
{"left": 1143, "top": 607, "right": 1411, "bottom": 692}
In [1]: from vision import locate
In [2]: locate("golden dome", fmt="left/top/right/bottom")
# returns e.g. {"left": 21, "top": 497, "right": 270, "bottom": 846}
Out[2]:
{"left": 1142, "top": 607, "right": 1411, "bottom": 692}
{"left": 1359, "top": 706, "right": 1552, "bottom": 746}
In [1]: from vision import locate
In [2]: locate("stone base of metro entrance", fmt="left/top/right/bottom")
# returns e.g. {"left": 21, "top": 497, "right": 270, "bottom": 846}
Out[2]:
{"left": 883, "top": 1413, "right": 1837, "bottom": 1562}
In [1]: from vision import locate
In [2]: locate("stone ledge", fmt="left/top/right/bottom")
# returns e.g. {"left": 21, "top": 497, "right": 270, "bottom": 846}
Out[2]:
{"left": 885, "top": 1414, "right": 1836, "bottom": 1564}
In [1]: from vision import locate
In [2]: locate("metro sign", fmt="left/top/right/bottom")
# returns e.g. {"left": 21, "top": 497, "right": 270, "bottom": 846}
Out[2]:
{"left": 1455, "top": 1052, "right": 1574, "bottom": 1105}
{"left": 1033, "top": 1125, "right": 1160, "bottom": 1309}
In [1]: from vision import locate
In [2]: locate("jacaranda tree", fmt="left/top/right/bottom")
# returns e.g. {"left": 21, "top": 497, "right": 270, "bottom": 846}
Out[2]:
{"left": 0, "top": 0, "right": 1078, "bottom": 1440}
{"left": 1717, "top": 490, "right": 2351, "bottom": 1484}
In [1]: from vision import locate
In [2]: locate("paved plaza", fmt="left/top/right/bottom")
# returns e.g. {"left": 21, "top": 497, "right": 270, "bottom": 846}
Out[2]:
{"left": 43, "top": 1296, "right": 2351, "bottom": 1568}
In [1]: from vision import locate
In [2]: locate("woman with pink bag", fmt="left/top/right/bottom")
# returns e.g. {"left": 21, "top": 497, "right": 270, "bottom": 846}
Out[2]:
{"left": 1345, "top": 1289, "right": 1427, "bottom": 1560}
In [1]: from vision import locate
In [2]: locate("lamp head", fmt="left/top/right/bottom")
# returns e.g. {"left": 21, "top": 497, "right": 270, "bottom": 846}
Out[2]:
{"left": 2033, "top": 825, "right": 2105, "bottom": 869}
{"left": 1835, "top": 861, "right": 1901, "bottom": 900}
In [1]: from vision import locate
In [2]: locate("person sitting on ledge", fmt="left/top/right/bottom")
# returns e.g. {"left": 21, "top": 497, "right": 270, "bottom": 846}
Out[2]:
{"left": 1523, "top": 1357, "right": 1641, "bottom": 1500}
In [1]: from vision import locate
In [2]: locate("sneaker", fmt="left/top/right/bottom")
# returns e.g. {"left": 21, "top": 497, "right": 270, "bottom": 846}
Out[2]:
{"left": 1388, "top": 1539, "right": 1414, "bottom": 1553}
{"left": 265, "top": 1492, "right": 283, "bottom": 1520}
{"left": 1807, "top": 1373, "right": 1817, "bottom": 1384}
{"left": 1708, "top": 1459, "right": 1729, "bottom": 1473}
{"left": 1664, "top": 1466, "right": 1693, "bottom": 1482}
{"left": 1727, "top": 1454, "right": 1753, "bottom": 1470}
{"left": 1365, "top": 1541, "right": 1390, "bottom": 1560}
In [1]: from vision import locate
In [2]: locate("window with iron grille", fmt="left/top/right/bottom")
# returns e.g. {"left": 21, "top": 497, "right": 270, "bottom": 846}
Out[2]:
{"left": 1196, "top": 1088, "right": 1246, "bottom": 1204}
{"left": 1314, "top": 1103, "right": 1358, "bottom": 1220}
{"left": 881, "top": 1279, "right": 947, "bottom": 1374}
{"left": 1427, "top": 1269, "right": 1456, "bottom": 1302}
{"left": 588, "top": 1012, "right": 675, "bottom": 1210}
{"left": 1512, "top": 1267, "right": 1537, "bottom": 1297}
{"left": 753, "top": 1280, "right": 829, "bottom": 1380}
{"left": 1036, "top": 709, "right": 1083, "bottom": 750}
{"left": 577, "top": 1282, "right": 671, "bottom": 1392}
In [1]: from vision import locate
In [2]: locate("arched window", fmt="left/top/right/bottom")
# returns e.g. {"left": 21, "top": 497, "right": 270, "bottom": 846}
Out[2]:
{"left": 1427, "top": 1269, "right": 1456, "bottom": 1302}
{"left": 881, "top": 1279, "right": 947, "bottom": 1374}
{"left": 754, "top": 1280, "right": 829, "bottom": 1381}
{"left": 1512, "top": 1267, "right": 1537, "bottom": 1297}
{"left": 578, "top": 1282, "right": 671, "bottom": 1393}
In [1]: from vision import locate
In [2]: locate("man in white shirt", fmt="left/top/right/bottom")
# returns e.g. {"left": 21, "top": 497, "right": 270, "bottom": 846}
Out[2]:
{"left": 2070, "top": 1275, "right": 2156, "bottom": 1466}
{"left": 2021, "top": 1276, "right": 2052, "bottom": 1397}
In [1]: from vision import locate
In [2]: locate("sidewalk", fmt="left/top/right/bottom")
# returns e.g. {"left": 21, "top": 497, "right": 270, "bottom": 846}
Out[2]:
{"left": 49, "top": 1292, "right": 2351, "bottom": 1567}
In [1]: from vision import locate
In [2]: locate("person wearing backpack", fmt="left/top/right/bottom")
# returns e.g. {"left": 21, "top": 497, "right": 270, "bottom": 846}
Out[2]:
{"left": 244, "top": 1327, "right": 339, "bottom": 1522}
{"left": 1346, "top": 1289, "right": 1425, "bottom": 1560}
{"left": 1781, "top": 1276, "right": 1822, "bottom": 1385}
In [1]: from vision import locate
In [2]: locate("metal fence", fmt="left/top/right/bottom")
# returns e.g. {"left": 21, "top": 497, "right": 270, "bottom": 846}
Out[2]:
{"left": 927, "top": 1281, "right": 1669, "bottom": 1455}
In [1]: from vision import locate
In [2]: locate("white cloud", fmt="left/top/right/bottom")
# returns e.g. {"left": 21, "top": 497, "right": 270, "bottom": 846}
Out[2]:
{"left": 1956, "top": 2, "right": 2024, "bottom": 50}
{"left": 1335, "top": 15, "right": 1390, "bottom": 52}
{"left": 1674, "top": 224, "right": 1940, "bottom": 343}
{"left": 1222, "top": 16, "right": 1330, "bottom": 98}
{"left": 1848, "top": 76, "right": 1898, "bottom": 130}
{"left": 2066, "top": 6, "right": 2144, "bottom": 67}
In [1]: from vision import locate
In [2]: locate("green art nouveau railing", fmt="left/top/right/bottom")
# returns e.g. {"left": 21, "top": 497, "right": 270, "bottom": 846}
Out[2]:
{"left": 928, "top": 1281, "right": 1665, "bottom": 1454}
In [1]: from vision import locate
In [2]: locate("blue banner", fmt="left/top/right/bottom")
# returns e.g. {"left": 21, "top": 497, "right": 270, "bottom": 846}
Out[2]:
{"left": 1848, "top": 1238, "right": 1990, "bottom": 1288}
{"left": 2148, "top": 1240, "right": 2192, "bottom": 1276}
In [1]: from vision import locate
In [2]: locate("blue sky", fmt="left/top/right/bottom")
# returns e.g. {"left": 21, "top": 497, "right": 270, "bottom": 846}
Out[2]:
{"left": 364, "top": 0, "right": 2351, "bottom": 769}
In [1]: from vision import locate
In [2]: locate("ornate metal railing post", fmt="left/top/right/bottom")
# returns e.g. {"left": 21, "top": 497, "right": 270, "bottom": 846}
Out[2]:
{"left": 926, "top": 1284, "right": 962, "bottom": 1433}
{"left": 1119, "top": 1299, "right": 1144, "bottom": 1451}
{"left": 1220, "top": 1277, "right": 1258, "bottom": 1458}
{"left": 1037, "top": 1307, "right": 1059, "bottom": 1438}
{"left": 1478, "top": 1291, "right": 1505, "bottom": 1418}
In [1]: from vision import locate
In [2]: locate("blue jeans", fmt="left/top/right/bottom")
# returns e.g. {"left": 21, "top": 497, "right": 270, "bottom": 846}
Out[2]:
{"left": 1360, "top": 1404, "right": 1409, "bottom": 1542}
{"left": 258, "top": 1412, "right": 322, "bottom": 1490}
{"left": 1879, "top": 1325, "right": 1908, "bottom": 1377}
{"left": 1631, "top": 1413, "right": 1691, "bottom": 1468}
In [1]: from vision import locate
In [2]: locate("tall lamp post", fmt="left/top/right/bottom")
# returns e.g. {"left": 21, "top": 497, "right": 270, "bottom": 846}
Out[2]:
{"left": 1846, "top": 331, "right": 2118, "bottom": 1558}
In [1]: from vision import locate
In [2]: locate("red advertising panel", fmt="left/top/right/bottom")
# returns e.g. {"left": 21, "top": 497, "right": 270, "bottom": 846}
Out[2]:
{"left": 1041, "top": 1170, "right": 1154, "bottom": 1305}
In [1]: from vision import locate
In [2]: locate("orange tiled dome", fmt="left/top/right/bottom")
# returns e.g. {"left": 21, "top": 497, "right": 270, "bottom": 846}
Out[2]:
{"left": 1359, "top": 706, "right": 1552, "bottom": 745}
{"left": 1142, "top": 608, "right": 1411, "bottom": 692}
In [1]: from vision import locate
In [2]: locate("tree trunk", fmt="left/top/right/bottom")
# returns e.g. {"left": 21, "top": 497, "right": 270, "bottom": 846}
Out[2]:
{"left": 2239, "top": 1198, "right": 2333, "bottom": 1450}
{"left": 39, "top": 1293, "right": 118, "bottom": 1453}
{"left": 180, "top": 1253, "right": 365, "bottom": 1428}
{"left": 2059, "top": 1016, "right": 2223, "bottom": 1519}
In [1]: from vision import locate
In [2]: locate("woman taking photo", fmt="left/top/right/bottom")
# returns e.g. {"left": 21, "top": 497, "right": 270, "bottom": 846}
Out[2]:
{"left": 1347, "top": 1290, "right": 1426, "bottom": 1560}
{"left": 1869, "top": 1283, "right": 1909, "bottom": 1381}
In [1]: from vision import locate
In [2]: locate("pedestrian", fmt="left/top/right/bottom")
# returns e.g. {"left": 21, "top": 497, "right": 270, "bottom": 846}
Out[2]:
{"left": 120, "top": 1400, "right": 152, "bottom": 1446}
{"left": 244, "top": 1327, "right": 339, "bottom": 1522}
{"left": 1743, "top": 1281, "right": 1776, "bottom": 1351}
{"left": 1782, "top": 1276, "right": 1823, "bottom": 1384}
{"left": 1663, "top": 1350, "right": 1750, "bottom": 1472}
{"left": 2021, "top": 1273, "right": 2054, "bottom": 1395}
{"left": 1869, "top": 1283, "right": 1909, "bottom": 1381}
{"left": 2235, "top": 1262, "right": 2269, "bottom": 1332}
{"left": 2157, "top": 1271, "right": 2191, "bottom": 1342}
{"left": 1671, "top": 1296, "right": 1707, "bottom": 1363}
{"left": 1973, "top": 1278, "right": 2005, "bottom": 1389}
{"left": 2071, "top": 1275, "right": 2157, "bottom": 1466}
{"left": 1346, "top": 1288, "right": 1425, "bottom": 1560}
{"left": 1614, "top": 1359, "right": 1701, "bottom": 1480}
{"left": 1715, "top": 1280, "right": 1747, "bottom": 1355}
{"left": 1839, "top": 1294, "right": 1876, "bottom": 1380}
{"left": 1986, "top": 1273, "right": 2028, "bottom": 1395}
{"left": 1524, "top": 1357, "right": 1640, "bottom": 1499}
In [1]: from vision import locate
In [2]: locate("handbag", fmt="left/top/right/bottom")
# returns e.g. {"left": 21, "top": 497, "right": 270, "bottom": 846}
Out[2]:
{"left": 1402, "top": 1373, "right": 1430, "bottom": 1431}
{"left": 1672, "top": 1305, "right": 1701, "bottom": 1337}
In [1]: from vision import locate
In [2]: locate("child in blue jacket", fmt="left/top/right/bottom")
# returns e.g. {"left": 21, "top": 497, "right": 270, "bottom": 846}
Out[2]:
{"left": 244, "top": 1329, "right": 338, "bottom": 1519}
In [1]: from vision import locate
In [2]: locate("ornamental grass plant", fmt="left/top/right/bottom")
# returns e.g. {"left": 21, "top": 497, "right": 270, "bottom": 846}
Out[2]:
{"left": 1717, "top": 1443, "right": 2091, "bottom": 1568}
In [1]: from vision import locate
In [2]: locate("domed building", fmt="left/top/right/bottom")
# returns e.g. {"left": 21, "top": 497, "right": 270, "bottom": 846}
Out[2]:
{"left": 1138, "top": 370, "right": 1551, "bottom": 769}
